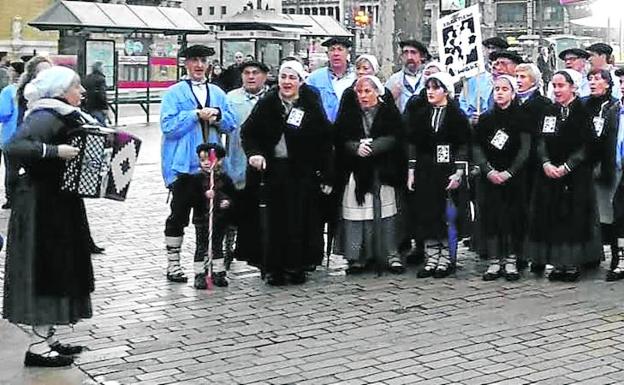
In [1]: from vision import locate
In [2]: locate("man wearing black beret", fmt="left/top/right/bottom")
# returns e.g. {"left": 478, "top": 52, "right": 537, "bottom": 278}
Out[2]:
{"left": 587, "top": 43, "right": 622, "bottom": 99}
{"left": 306, "top": 36, "right": 356, "bottom": 123}
{"left": 160, "top": 44, "right": 237, "bottom": 286}
{"left": 385, "top": 39, "right": 430, "bottom": 113}
{"left": 552, "top": 48, "right": 590, "bottom": 97}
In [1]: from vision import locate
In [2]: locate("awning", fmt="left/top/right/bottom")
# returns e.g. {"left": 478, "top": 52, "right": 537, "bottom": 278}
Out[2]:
{"left": 29, "top": 1, "right": 207, "bottom": 35}
{"left": 290, "top": 15, "right": 353, "bottom": 38}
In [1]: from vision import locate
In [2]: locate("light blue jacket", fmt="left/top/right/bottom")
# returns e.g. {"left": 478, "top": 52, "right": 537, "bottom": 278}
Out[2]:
{"left": 225, "top": 87, "right": 265, "bottom": 189}
{"left": 306, "top": 67, "right": 355, "bottom": 123}
{"left": 385, "top": 69, "right": 426, "bottom": 113}
{"left": 160, "top": 80, "right": 236, "bottom": 187}
{"left": 459, "top": 72, "right": 494, "bottom": 117}
{"left": 0, "top": 84, "right": 18, "bottom": 147}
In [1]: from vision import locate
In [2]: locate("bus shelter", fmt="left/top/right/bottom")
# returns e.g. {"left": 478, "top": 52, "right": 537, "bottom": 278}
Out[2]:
{"left": 29, "top": 0, "right": 208, "bottom": 125}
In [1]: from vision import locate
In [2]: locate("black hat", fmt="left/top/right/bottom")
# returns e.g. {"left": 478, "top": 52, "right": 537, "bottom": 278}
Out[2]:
{"left": 586, "top": 42, "right": 613, "bottom": 56}
{"left": 483, "top": 37, "right": 509, "bottom": 50}
{"left": 489, "top": 50, "right": 523, "bottom": 64}
{"left": 399, "top": 39, "right": 431, "bottom": 60}
{"left": 20, "top": 55, "right": 34, "bottom": 63}
{"left": 196, "top": 142, "right": 226, "bottom": 159}
{"left": 239, "top": 60, "right": 269, "bottom": 73}
{"left": 321, "top": 37, "right": 352, "bottom": 48}
{"left": 558, "top": 48, "right": 590, "bottom": 60}
{"left": 614, "top": 67, "right": 624, "bottom": 77}
{"left": 180, "top": 45, "right": 215, "bottom": 58}
{"left": 9, "top": 61, "right": 24, "bottom": 75}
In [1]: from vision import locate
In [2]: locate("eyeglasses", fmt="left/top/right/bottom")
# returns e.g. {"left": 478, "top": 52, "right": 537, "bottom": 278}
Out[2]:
{"left": 564, "top": 56, "right": 580, "bottom": 61}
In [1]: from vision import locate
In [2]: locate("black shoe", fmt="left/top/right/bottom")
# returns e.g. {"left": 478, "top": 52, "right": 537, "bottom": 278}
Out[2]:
{"left": 433, "top": 263, "right": 454, "bottom": 278}
{"left": 213, "top": 271, "right": 229, "bottom": 287}
{"left": 606, "top": 269, "right": 624, "bottom": 282}
{"left": 504, "top": 271, "right": 520, "bottom": 282}
{"left": 194, "top": 273, "right": 207, "bottom": 289}
{"left": 49, "top": 342, "right": 84, "bottom": 356}
{"left": 167, "top": 272, "right": 188, "bottom": 283}
{"left": 530, "top": 263, "right": 545, "bottom": 274}
{"left": 388, "top": 261, "right": 406, "bottom": 274}
{"left": 24, "top": 351, "right": 73, "bottom": 367}
{"left": 562, "top": 267, "right": 580, "bottom": 282}
{"left": 1, "top": 201, "right": 11, "bottom": 210}
{"left": 266, "top": 273, "right": 286, "bottom": 286}
{"left": 547, "top": 268, "right": 564, "bottom": 282}
{"left": 286, "top": 271, "right": 307, "bottom": 285}
{"left": 482, "top": 270, "right": 501, "bottom": 281}
{"left": 90, "top": 244, "right": 105, "bottom": 254}
{"left": 417, "top": 266, "right": 435, "bottom": 278}
{"left": 345, "top": 263, "right": 364, "bottom": 275}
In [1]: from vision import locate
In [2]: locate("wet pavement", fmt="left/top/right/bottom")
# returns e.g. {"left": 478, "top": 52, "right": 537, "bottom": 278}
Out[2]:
{"left": 0, "top": 119, "right": 623, "bottom": 385}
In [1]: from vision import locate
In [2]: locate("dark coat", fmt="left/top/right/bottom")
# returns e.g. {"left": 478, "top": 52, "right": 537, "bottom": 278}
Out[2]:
{"left": 582, "top": 94, "right": 619, "bottom": 184}
{"left": 529, "top": 98, "right": 597, "bottom": 242}
{"left": 237, "top": 85, "right": 333, "bottom": 271}
{"left": 83, "top": 70, "right": 108, "bottom": 111}
{"left": 334, "top": 87, "right": 405, "bottom": 203}
{"left": 405, "top": 98, "right": 471, "bottom": 239}
{"left": 473, "top": 102, "right": 531, "bottom": 241}
{"left": 4, "top": 108, "right": 94, "bottom": 297}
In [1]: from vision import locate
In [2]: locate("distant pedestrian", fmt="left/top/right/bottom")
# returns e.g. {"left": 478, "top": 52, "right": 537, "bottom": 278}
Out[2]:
{"left": 221, "top": 51, "right": 245, "bottom": 92}
{"left": 82, "top": 61, "right": 109, "bottom": 126}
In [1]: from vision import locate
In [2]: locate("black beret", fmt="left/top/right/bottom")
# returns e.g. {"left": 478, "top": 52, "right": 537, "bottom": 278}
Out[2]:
{"left": 239, "top": 60, "right": 269, "bottom": 73}
{"left": 586, "top": 43, "right": 613, "bottom": 56}
{"left": 9, "top": 61, "right": 24, "bottom": 75}
{"left": 399, "top": 40, "right": 431, "bottom": 59}
{"left": 489, "top": 50, "right": 523, "bottom": 64}
{"left": 196, "top": 142, "right": 226, "bottom": 159}
{"left": 180, "top": 45, "right": 215, "bottom": 58}
{"left": 558, "top": 48, "right": 590, "bottom": 60}
{"left": 482, "top": 37, "right": 509, "bottom": 50}
{"left": 321, "top": 37, "right": 353, "bottom": 48}
{"left": 20, "top": 55, "right": 34, "bottom": 63}
{"left": 614, "top": 67, "right": 624, "bottom": 77}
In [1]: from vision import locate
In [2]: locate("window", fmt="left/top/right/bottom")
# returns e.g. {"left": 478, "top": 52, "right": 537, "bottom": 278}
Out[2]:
{"left": 320, "top": 7, "right": 326, "bottom": 16}
{"left": 542, "top": 4, "right": 564, "bottom": 22}
{"left": 221, "top": 6, "right": 227, "bottom": 15}
{"left": 196, "top": 7, "right": 202, "bottom": 16}
{"left": 496, "top": 3, "right": 527, "bottom": 23}
{"left": 209, "top": 6, "right": 215, "bottom": 15}
{"left": 328, "top": 7, "right": 334, "bottom": 16}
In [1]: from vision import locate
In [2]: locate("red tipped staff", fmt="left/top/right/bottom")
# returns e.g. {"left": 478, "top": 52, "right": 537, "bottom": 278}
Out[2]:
{"left": 205, "top": 148, "right": 218, "bottom": 290}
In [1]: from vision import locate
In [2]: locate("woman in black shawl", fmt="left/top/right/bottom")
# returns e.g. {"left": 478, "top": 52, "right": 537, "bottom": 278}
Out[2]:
{"left": 334, "top": 75, "right": 406, "bottom": 274}
{"left": 474, "top": 75, "right": 531, "bottom": 281}
{"left": 405, "top": 72, "right": 471, "bottom": 278}
{"left": 527, "top": 69, "right": 603, "bottom": 281}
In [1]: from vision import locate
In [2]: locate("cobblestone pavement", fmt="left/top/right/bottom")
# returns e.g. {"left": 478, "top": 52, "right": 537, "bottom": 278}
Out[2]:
{"left": 1, "top": 122, "right": 624, "bottom": 385}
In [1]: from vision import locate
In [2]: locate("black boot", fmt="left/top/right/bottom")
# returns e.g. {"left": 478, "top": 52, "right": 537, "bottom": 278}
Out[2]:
{"left": 24, "top": 351, "right": 73, "bottom": 367}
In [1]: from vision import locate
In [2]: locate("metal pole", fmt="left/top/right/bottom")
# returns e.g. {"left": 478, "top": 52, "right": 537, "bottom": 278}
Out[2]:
{"left": 146, "top": 48, "right": 151, "bottom": 123}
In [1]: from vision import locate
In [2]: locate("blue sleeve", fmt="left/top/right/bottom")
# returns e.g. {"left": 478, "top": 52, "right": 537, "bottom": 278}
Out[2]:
{"left": 0, "top": 87, "right": 14, "bottom": 123}
{"left": 211, "top": 86, "right": 236, "bottom": 134}
{"left": 160, "top": 87, "right": 200, "bottom": 140}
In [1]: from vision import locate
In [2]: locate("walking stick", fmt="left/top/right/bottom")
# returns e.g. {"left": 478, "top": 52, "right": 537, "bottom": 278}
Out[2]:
{"left": 205, "top": 148, "right": 218, "bottom": 290}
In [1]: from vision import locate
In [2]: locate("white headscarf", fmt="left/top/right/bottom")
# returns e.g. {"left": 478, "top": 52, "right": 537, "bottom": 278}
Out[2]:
{"left": 495, "top": 75, "right": 519, "bottom": 94}
{"left": 355, "top": 54, "right": 380, "bottom": 74}
{"left": 428, "top": 72, "right": 455, "bottom": 98}
{"left": 424, "top": 61, "right": 444, "bottom": 74}
{"left": 356, "top": 75, "right": 386, "bottom": 96}
{"left": 557, "top": 69, "right": 582, "bottom": 94}
{"left": 279, "top": 60, "right": 308, "bottom": 80}
{"left": 24, "top": 66, "right": 80, "bottom": 104}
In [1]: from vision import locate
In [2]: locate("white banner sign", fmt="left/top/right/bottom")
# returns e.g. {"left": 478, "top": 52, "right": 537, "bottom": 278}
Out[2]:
{"left": 436, "top": 5, "right": 485, "bottom": 81}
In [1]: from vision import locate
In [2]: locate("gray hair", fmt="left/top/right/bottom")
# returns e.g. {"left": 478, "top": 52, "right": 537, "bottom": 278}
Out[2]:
{"left": 516, "top": 63, "right": 542, "bottom": 88}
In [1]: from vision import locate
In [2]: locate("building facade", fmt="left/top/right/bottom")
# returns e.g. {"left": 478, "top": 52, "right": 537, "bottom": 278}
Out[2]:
{"left": 0, "top": 0, "right": 58, "bottom": 60}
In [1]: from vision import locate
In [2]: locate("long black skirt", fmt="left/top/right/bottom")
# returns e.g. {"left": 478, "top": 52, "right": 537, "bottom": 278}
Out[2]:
{"left": 236, "top": 160, "right": 324, "bottom": 273}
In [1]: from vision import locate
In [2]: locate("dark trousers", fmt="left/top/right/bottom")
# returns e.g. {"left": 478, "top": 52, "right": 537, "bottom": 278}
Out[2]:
{"left": 164, "top": 175, "right": 206, "bottom": 238}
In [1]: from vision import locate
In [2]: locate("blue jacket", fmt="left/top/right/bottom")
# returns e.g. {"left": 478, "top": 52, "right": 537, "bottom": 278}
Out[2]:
{"left": 306, "top": 67, "right": 356, "bottom": 123}
{"left": 225, "top": 87, "right": 265, "bottom": 189}
{"left": 0, "top": 84, "right": 18, "bottom": 147}
{"left": 459, "top": 72, "right": 493, "bottom": 117}
{"left": 160, "top": 80, "right": 236, "bottom": 187}
{"left": 385, "top": 69, "right": 426, "bottom": 113}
